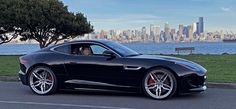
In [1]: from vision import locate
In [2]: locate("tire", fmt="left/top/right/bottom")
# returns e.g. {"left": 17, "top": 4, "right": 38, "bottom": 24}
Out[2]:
{"left": 142, "top": 68, "right": 177, "bottom": 100}
{"left": 28, "top": 66, "right": 58, "bottom": 95}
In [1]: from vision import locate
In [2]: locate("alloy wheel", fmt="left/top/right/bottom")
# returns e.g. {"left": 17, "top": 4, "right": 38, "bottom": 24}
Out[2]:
{"left": 144, "top": 69, "right": 176, "bottom": 99}
{"left": 29, "top": 67, "right": 55, "bottom": 95}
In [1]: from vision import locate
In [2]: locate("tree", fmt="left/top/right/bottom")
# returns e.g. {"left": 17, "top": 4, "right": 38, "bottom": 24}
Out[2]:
{"left": 0, "top": 0, "right": 20, "bottom": 44}
{"left": 0, "top": 29, "right": 18, "bottom": 45}
{"left": 0, "top": 0, "right": 93, "bottom": 48}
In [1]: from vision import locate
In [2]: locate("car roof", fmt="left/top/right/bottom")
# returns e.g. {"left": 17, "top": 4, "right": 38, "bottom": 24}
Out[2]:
{"left": 47, "top": 39, "right": 111, "bottom": 49}
{"left": 68, "top": 39, "right": 111, "bottom": 44}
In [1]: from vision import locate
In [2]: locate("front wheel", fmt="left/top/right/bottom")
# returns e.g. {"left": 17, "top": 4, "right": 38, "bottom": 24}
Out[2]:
{"left": 28, "top": 66, "right": 57, "bottom": 95}
{"left": 143, "top": 68, "right": 177, "bottom": 100}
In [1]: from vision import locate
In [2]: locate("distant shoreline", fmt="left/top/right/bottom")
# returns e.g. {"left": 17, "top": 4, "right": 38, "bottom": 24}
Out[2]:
{"left": 1, "top": 42, "right": 236, "bottom": 55}
{"left": 4, "top": 40, "right": 226, "bottom": 45}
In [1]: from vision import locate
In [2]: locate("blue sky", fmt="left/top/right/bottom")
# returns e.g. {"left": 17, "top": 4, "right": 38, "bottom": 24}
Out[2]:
{"left": 62, "top": 0, "right": 236, "bottom": 32}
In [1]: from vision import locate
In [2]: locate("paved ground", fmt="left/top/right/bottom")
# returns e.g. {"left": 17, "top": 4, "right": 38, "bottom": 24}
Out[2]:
{"left": 0, "top": 82, "right": 235, "bottom": 109}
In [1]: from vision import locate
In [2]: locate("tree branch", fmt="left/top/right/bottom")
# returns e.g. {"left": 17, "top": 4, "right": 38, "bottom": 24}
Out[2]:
{"left": 0, "top": 33, "right": 18, "bottom": 45}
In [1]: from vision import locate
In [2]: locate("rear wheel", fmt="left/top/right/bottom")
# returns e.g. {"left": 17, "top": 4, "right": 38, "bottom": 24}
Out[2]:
{"left": 143, "top": 68, "right": 177, "bottom": 100}
{"left": 28, "top": 66, "right": 57, "bottom": 95}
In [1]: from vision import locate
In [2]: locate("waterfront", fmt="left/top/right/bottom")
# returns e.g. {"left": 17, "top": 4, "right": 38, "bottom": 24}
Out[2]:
{"left": 0, "top": 42, "right": 236, "bottom": 55}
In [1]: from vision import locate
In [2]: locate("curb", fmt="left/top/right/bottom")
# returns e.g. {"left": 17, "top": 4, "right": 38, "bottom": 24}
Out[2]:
{"left": 206, "top": 82, "right": 236, "bottom": 89}
{"left": 0, "top": 76, "right": 19, "bottom": 82}
{"left": 1, "top": 76, "right": 236, "bottom": 89}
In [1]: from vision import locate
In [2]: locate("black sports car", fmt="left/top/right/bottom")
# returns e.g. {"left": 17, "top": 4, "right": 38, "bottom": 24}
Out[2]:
{"left": 19, "top": 39, "right": 207, "bottom": 100}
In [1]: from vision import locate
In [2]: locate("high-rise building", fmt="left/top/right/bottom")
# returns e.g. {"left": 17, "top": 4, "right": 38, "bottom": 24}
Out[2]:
{"left": 197, "top": 17, "right": 204, "bottom": 35}
{"left": 164, "top": 22, "right": 171, "bottom": 41}
{"left": 141, "top": 26, "right": 147, "bottom": 41}
{"left": 153, "top": 26, "right": 160, "bottom": 36}
{"left": 188, "top": 25, "right": 194, "bottom": 41}
{"left": 130, "top": 30, "right": 135, "bottom": 40}
{"left": 178, "top": 25, "right": 184, "bottom": 36}
{"left": 160, "top": 31, "right": 165, "bottom": 42}
{"left": 100, "top": 30, "right": 106, "bottom": 39}
{"left": 183, "top": 26, "right": 189, "bottom": 37}
{"left": 150, "top": 24, "right": 154, "bottom": 36}
{"left": 150, "top": 24, "right": 154, "bottom": 41}
{"left": 170, "top": 29, "right": 176, "bottom": 41}
{"left": 135, "top": 30, "right": 139, "bottom": 36}
{"left": 141, "top": 26, "right": 146, "bottom": 35}
{"left": 192, "top": 23, "right": 197, "bottom": 33}
{"left": 135, "top": 30, "right": 141, "bottom": 40}
{"left": 109, "top": 30, "right": 116, "bottom": 39}
{"left": 196, "top": 22, "right": 199, "bottom": 34}
{"left": 153, "top": 26, "right": 160, "bottom": 42}
{"left": 164, "top": 22, "right": 170, "bottom": 35}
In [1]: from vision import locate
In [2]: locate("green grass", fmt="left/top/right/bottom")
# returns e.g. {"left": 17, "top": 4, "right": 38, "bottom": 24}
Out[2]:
{"left": 0, "top": 55, "right": 236, "bottom": 83}
{"left": 0, "top": 56, "right": 20, "bottom": 76}
{"left": 172, "top": 54, "right": 236, "bottom": 83}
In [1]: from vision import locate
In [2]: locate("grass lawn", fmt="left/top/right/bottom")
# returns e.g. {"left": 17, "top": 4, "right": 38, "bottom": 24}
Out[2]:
{"left": 0, "top": 55, "right": 236, "bottom": 83}
{"left": 0, "top": 56, "right": 20, "bottom": 76}
{"left": 173, "top": 54, "right": 236, "bottom": 83}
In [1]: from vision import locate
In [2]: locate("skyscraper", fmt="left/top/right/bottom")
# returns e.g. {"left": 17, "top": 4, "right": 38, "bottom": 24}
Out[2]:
{"left": 150, "top": 24, "right": 154, "bottom": 41}
{"left": 188, "top": 25, "right": 194, "bottom": 41}
{"left": 135, "top": 30, "right": 141, "bottom": 40}
{"left": 141, "top": 26, "right": 147, "bottom": 41}
{"left": 153, "top": 26, "right": 160, "bottom": 42}
{"left": 150, "top": 24, "right": 154, "bottom": 35}
{"left": 178, "top": 25, "right": 184, "bottom": 36}
{"left": 164, "top": 22, "right": 170, "bottom": 35}
{"left": 192, "top": 23, "right": 197, "bottom": 33}
{"left": 164, "top": 22, "right": 170, "bottom": 41}
{"left": 100, "top": 30, "right": 106, "bottom": 39}
{"left": 183, "top": 26, "right": 189, "bottom": 37}
{"left": 153, "top": 26, "right": 160, "bottom": 36}
{"left": 197, "top": 17, "right": 204, "bottom": 35}
{"left": 170, "top": 29, "right": 176, "bottom": 41}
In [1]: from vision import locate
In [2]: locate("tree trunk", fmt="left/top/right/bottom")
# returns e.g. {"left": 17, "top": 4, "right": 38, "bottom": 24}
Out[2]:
{"left": 39, "top": 42, "right": 46, "bottom": 49}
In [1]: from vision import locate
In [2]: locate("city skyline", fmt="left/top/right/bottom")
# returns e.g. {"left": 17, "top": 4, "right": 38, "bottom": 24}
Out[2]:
{"left": 62, "top": 0, "right": 236, "bottom": 32}
{"left": 81, "top": 17, "right": 231, "bottom": 43}
{"left": 9, "top": 16, "right": 234, "bottom": 44}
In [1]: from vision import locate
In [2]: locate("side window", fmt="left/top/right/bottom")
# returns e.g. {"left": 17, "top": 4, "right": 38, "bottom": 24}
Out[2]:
{"left": 90, "top": 45, "right": 107, "bottom": 55}
{"left": 54, "top": 45, "right": 71, "bottom": 54}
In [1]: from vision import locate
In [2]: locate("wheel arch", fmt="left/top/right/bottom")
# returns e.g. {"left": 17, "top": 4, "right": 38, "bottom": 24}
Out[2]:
{"left": 147, "top": 65, "right": 179, "bottom": 79}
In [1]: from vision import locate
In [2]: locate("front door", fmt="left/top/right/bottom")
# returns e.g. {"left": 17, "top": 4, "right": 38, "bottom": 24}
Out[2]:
{"left": 65, "top": 43, "right": 126, "bottom": 86}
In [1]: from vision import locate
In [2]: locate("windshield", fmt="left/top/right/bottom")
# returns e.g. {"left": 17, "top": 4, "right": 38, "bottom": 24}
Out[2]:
{"left": 104, "top": 41, "right": 140, "bottom": 57}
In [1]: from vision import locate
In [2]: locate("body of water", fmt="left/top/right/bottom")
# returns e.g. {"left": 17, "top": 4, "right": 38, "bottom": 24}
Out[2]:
{"left": 0, "top": 42, "right": 236, "bottom": 55}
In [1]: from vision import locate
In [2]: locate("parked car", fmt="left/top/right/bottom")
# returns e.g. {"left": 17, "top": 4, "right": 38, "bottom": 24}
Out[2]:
{"left": 19, "top": 39, "right": 207, "bottom": 100}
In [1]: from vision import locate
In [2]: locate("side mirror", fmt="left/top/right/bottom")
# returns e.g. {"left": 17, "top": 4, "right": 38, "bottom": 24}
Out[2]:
{"left": 103, "top": 50, "right": 116, "bottom": 58}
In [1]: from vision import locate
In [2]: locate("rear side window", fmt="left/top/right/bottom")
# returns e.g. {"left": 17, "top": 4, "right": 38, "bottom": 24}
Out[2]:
{"left": 54, "top": 45, "right": 71, "bottom": 54}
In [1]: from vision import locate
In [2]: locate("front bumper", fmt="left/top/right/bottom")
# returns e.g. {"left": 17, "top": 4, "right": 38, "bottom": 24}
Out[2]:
{"left": 19, "top": 70, "right": 28, "bottom": 85}
{"left": 188, "top": 75, "right": 207, "bottom": 92}
{"left": 189, "top": 85, "right": 207, "bottom": 92}
{"left": 178, "top": 74, "right": 207, "bottom": 94}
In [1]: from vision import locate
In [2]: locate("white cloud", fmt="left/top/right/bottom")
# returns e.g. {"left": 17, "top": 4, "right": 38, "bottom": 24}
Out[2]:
{"left": 221, "top": 7, "right": 231, "bottom": 12}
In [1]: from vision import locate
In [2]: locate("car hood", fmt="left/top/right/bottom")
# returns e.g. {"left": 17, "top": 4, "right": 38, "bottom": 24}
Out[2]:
{"left": 130, "top": 55, "right": 207, "bottom": 72}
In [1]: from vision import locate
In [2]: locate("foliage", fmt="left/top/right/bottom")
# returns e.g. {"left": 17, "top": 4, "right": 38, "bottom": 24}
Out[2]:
{"left": 0, "top": 0, "right": 93, "bottom": 48}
